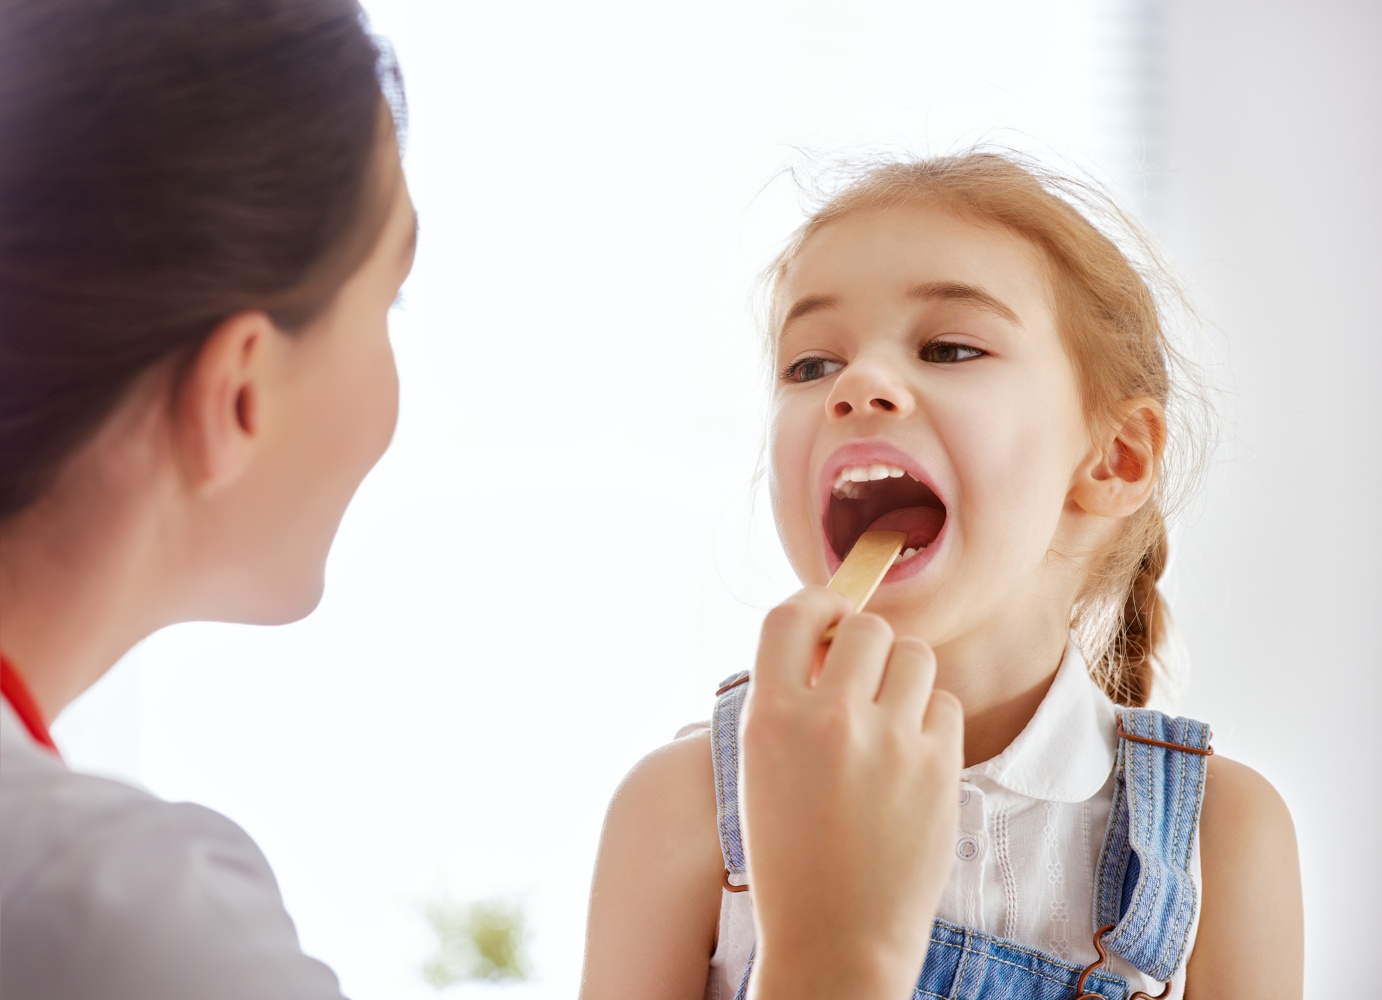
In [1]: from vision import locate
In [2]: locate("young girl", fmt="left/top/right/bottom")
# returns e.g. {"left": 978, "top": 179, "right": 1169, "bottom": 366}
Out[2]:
{"left": 581, "top": 153, "right": 1304, "bottom": 999}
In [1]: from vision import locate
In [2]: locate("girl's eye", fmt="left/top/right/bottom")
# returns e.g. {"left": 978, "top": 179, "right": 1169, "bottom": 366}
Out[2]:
{"left": 780, "top": 356, "right": 845, "bottom": 383}
{"left": 919, "top": 340, "right": 985, "bottom": 364}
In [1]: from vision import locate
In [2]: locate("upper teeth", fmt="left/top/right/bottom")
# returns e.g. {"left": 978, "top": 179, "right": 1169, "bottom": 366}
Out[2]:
{"left": 832, "top": 464, "right": 910, "bottom": 499}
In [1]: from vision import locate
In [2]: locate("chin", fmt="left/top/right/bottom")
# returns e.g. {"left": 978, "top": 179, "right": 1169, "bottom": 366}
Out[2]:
{"left": 228, "top": 571, "right": 327, "bottom": 626}
{"left": 869, "top": 595, "right": 938, "bottom": 634}
{"left": 278, "top": 576, "right": 328, "bottom": 624}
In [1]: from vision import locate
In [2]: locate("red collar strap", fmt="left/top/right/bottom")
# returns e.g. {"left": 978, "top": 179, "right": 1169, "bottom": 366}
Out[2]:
{"left": 1, "top": 654, "right": 61, "bottom": 757}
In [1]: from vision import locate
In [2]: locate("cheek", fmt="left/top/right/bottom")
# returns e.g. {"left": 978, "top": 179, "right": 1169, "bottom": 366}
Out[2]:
{"left": 766, "top": 401, "right": 814, "bottom": 516}
{"left": 295, "top": 327, "right": 398, "bottom": 503}
{"left": 365, "top": 339, "right": 400, "bottom": 460}
{"left": 944, "top": 371, "right": 1087, "bottom": 529}
{"left": 765, "top": 397, "right": 822, "bottom": 568}
{"left": 247, "top": 332, "right": 396, "bottom": 620}
{"left": 333, "top": 328, "right": 399, "bottom": 472}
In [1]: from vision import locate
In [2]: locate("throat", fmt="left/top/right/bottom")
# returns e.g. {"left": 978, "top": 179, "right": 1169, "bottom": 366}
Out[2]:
{"left": 924, "top": 632, "right": 1072, "bottom": 768}
{"left": 825, "top": 472, "right": 947, "bottom": 563}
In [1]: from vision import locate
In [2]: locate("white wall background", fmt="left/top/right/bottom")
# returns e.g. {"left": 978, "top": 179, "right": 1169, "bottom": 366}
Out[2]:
{"left": 52, "top": 0, "right": 1379, "bottom": 995}
{"left": 1158, "top": 0, "right": 1382, "bottom": 985}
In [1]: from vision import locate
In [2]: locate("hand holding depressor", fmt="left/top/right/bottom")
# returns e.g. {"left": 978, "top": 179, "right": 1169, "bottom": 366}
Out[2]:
{"left": 740, "top": 585, "right": 964, "bottom": 1000}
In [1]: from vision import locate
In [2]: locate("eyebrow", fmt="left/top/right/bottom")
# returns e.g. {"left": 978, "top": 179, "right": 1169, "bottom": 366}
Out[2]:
{"left": 906, "top": 281, "right": 1020, "bottom": 325}
{"left": 780, "top": 294, "right": 838, "bottom": 332}
{"left": 780, "top": 280, "right": 1021, "bottom": 335}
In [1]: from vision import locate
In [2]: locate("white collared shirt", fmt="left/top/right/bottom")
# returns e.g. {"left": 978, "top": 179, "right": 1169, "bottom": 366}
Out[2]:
{"left": 942, "top": 637, "right": 1120, "bottom": 963}
{"left": 705, "top": 640, "right": 1200, "bottom": 1000}
{"left": 0, "top": 696, "right": 348, "bottom": 1000}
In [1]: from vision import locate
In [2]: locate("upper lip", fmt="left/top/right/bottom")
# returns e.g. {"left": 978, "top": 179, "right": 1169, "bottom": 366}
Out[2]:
{"left": 817, "top": 439, "right": 946, "bottom": 523}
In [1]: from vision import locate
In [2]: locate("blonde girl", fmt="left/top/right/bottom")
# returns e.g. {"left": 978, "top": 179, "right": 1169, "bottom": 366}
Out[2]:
{"left": 581, "top": 153, "right": 1304, "bottom": 1000}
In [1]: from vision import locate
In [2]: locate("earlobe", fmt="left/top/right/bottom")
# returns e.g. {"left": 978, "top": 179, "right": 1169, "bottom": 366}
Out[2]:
{"left": 176, "top": 311, "right": 275, "bottom": 494}
{"left": 1071, "top": 399, "right": 1166, "bottom": 518}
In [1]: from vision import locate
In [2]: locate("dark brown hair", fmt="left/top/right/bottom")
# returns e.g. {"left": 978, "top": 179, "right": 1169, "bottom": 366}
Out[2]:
{"left": 766, "top": 152, "right": 1210, "bottom": 706}
{"left": 0, "top": 0, "right": 404, "bottom": 521}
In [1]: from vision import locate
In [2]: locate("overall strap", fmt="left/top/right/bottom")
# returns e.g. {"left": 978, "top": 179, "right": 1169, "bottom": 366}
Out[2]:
{"left": 733, "top": 947, "right": 757, "bottom": 1000}
{"left": 711, "top": 671, "right": 751, "bottom": 887}
{"left": 1093, "top": 707, "right": 1212, "bottom": 982}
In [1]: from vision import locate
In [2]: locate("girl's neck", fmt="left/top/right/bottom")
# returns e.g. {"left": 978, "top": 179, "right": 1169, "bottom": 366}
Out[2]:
{"left": 930, "top": 619, "right": 1072, "bottom": 769}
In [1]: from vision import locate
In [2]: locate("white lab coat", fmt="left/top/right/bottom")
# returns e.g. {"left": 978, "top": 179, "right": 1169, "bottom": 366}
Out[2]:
{"left": 0, "top": 696, "right": 347, "bottom": 999}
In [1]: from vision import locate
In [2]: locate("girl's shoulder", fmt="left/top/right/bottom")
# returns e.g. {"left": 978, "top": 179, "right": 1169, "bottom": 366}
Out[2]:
{"left": 581, "top": 730, "right": 725, "bottom": 996}
{"left": 1200, "top": 753, "right": 1295, "bottom": 842}
{"left": 602, "top": 728, "right": 721, "bottom": 851}
{"left": 1185, "top": 753, "right": 1303, "bottom": 997}
{"left": 1198, "top": 752, "right": 1298, "bottom": 894}
{"left": 594, "top": 728, "right": 724, "bottom": 894}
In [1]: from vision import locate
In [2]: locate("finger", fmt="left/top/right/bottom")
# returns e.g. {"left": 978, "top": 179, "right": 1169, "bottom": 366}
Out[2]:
{"left": 816, "top": 612, "right": 894, "bottom": 699}
{"left": 923, "top": 688, "right": 965, "bottom": 754}
{"left": 874, "top": 635, "right": 937, "bottom": 719}
{"left": 754, "top": 586, "right": 854, "bottom": 693}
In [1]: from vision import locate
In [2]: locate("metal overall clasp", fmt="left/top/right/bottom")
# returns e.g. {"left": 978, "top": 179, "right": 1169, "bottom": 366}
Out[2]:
{"left": 1074, "top": 924, "right": 1171, "bottom": 1000}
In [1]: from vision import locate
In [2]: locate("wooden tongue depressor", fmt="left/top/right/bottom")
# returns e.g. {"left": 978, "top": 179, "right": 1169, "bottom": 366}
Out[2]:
{"left": 820, "top": 529, "right": 906, "bottom": 642}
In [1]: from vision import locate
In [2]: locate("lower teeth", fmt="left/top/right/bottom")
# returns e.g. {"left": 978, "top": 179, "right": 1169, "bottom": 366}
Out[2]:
{"left": 894, "top": 545, "right": 924, "bottom": 564}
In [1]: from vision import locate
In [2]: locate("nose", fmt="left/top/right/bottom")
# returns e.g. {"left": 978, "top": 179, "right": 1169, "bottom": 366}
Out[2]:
{"left": 825, "top": 356, "right": 915, "bottom": 421}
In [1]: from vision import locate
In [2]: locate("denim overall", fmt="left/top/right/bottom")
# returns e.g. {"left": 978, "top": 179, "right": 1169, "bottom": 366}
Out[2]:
{"left": 710, "top": 671, "right": 1213, "bottom": 1000}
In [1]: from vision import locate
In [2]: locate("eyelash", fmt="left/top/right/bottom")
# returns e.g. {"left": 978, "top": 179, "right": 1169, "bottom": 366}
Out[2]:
{"left": 779, "top": 340, "right": 986, "bottom": 383}
{"left": 920, "top": 341, "right": 985, "bottom": 364}
{"left": 779, "top": 357, "right": 840, "bottom": 383}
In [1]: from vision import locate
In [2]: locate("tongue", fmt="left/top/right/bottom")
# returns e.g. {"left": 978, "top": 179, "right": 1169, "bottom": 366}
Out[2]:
{"left": 866, "top": 506, "right": 945, "bottom": 551}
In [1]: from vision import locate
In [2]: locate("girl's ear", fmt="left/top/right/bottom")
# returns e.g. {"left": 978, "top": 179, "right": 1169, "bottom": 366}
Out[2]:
{"left": 1070, "top": 398, "right": 1166, "bottom": 517}
{"left": 175, "top": 311, "right": 277, "bottom": 494}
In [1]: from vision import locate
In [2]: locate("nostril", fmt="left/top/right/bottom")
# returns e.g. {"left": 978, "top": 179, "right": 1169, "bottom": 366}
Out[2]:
{"left": 832, "top": 400, "right": 853, "bottom": 417}
{"left": 871, "top": 398, "right": 896, "bottom": 411}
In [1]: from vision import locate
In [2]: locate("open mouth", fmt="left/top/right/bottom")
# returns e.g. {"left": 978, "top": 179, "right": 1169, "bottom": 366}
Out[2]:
{"left": 825, "top": 463, "right": 947, "bottom": 565}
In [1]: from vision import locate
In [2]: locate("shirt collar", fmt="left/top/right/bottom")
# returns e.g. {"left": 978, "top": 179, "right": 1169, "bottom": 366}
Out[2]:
{"left": 961, "top": 637, "right": 1117, "bottom": 803}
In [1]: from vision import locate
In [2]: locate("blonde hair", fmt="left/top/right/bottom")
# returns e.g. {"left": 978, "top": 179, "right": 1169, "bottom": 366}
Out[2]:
{"left": 764, "top": 150, "right": 1211, "bottom": 707}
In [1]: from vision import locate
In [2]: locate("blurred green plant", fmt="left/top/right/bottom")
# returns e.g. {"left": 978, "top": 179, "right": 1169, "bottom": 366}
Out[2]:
{"left": 422, "top": 895, "right": 531, "bottom": 989}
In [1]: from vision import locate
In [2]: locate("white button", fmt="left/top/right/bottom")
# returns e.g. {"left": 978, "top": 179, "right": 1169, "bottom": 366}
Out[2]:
{"left": 956, "top": 836, "right": 980, "bottom": 862}
{"left": 959, "top": 788, "right": 972, "bottom": 807}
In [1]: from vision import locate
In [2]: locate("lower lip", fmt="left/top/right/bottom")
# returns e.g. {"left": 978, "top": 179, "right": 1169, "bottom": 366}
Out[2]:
{"left": 823, "top": 522, "right": 947, "bottom": 585}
